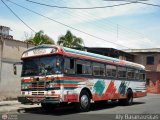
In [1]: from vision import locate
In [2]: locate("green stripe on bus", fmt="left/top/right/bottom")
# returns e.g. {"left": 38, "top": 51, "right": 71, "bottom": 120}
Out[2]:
{"left": 64, "top": 47, "right": 119, "bottom": 62}
{"left": 53, "top": 80, "right": 81, "bottom": 84}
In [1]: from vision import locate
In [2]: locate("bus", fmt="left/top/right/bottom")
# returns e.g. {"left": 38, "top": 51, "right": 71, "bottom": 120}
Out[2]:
{"left": 17, "top": 45, "right": 146, "bottom": 112}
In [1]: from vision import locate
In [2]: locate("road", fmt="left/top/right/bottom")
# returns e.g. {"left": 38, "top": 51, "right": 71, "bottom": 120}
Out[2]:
{"left": 1, "top": 94, "right": 160, "bottom": 120}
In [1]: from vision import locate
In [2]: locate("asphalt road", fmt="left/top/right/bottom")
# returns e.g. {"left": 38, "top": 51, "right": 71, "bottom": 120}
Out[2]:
{"left": 1, "top": 94, "right": 160, "bottom": 120}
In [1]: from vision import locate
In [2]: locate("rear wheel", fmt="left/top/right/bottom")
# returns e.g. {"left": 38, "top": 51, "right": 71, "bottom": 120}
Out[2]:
{"left": 119, "top": 89, "right": 133, "bottom": 106}
{"left": 75, "top": 90, "right": 91, "bottom": 112}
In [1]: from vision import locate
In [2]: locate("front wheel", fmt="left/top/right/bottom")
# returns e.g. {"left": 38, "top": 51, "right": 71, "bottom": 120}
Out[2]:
{"left": 75, "top": 90, "right": 91, "bottom": 112}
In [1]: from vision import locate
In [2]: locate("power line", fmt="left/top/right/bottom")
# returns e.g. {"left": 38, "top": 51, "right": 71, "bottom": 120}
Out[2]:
{"left": 6, "top": 0, "right": 131, "bottom": 49}
{"left": 25, "top": 0, "right": 136, "bottom": 9}
{"left": 103, "top": 0, "right": 160, "bottom": 8}
{"left": 26, "top": 0, "right": 149, "bottom": 40}
{"left": 103, "top": 0, "right": 149, "bottom": 1}
{"left": 138, "top": 1, "right": 160, "bottom": 8}
{"left": 49, "top": 0, "right": 151, "bottom": 46}
{"left": 1, "top": 0, "right": 36, "bottom": 33}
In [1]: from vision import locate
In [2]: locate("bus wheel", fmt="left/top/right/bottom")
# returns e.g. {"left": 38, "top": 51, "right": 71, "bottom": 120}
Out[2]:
{"left": 119, "top": 89, "right": 133, "bottom": 106}
{"left": 76, "top": 90, "right": 91, "bottom": 112}
{"left": 41, "top": 103, "right": 56, "bottom": 112}
{"left": 126, "top": 89, "right": 133, "bottom": 105}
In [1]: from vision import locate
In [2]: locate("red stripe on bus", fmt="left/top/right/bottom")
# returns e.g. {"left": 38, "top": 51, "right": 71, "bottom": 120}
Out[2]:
{"left": 56, "top": 77, "right": 88, "bottom": 81}
{"left": 64, "top": 52, "right": 126, "bottom": 66}
{"left": 64, "top": 94, "right": 79, "bottom": 102}
{"left": 53, "top": 84, "right": 78, "bottom": 87}
{"left": 133, "top": 92, "right": 147, "bottom": 98}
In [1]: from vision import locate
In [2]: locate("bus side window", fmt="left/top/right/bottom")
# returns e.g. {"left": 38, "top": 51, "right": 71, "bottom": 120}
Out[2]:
{"left": 127, "top": 68, "right": 135, "bottom": 79}
{"left": 139, "top": 71, "right": 146, "bottom": 81}
{"left": 70, "top": 59, "right": 74, "bottom": 69}
{"left": 76, "top": 60, "right": 92, "bottom": 75}
{"left": 83, "top": 61, "right": 92, "bottom": 75}
{"left": 118, "top": 67, "right": 127, "bottom": 79}
{"left": 64, "top": 58, "right": 75, "bottom": 74}
{"left": 135, "top": 70, "right": 139, "bottom": 80}
{"left": 93, "top": 62, "right": 105, "bottom": 76}
{"left": 76, "top": 60, "right": 83, "bottom": 75}
{"left": 106, "top": 65, "right": 117, "bottom": 78}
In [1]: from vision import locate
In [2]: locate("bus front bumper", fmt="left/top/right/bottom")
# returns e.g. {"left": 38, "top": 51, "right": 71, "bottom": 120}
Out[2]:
{"left": 18, "top": 96, "right": 61, "bottom": 104}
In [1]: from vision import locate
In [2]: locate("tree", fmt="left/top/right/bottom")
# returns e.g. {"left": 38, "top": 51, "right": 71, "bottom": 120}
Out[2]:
{"left": 57, "top": 30, "right": 84, "bottom": 49}
{"left": 25, "top": 30, "right": 55, "bottom": 45}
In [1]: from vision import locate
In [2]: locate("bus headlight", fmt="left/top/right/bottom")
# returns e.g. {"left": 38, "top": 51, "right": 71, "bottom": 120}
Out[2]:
{"left": 48, "top": 83, "right": 54, "bottom": 88}
{"left": 21, "top": 84, "right": 29, "bottom": 89}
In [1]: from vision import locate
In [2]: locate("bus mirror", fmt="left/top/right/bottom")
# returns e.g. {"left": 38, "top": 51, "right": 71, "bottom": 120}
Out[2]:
{"left": 13, "top": 64, "right": 17, "bottom": 75}
{"left": 13, "top": 62, "right": 22, "bottom": 75}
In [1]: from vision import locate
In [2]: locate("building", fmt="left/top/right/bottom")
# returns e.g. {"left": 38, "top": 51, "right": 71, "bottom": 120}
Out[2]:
{"left": 0, "top": 25, "right": 33, "bottom": 100}
{"left": 124, "top": 49, "right": 160, "bottom": 93}
{"left": 0, "top": 26, "right": 13, "bottom": 40}
{"left": 85, "top": 47, "right": 160, "bottom": 93}
{"left": 84, "top": 47, "right": 134, "bottom": 61}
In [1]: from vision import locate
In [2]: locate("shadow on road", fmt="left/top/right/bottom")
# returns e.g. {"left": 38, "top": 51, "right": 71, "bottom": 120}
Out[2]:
{"left": 19, "top": 101, "right": 145, "bottom": 116}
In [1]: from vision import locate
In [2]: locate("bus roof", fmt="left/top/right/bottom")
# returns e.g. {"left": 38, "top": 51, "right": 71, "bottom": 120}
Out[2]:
{"left": 22, "top": 44, "right": 145, "bottom": 70}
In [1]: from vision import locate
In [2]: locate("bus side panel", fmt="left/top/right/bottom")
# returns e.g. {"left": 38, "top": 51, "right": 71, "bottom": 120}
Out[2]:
{"left": 90, "top": 79, "right": 147, "bottom": 101}
{"left": 62, "top": 78, "right": 147, "bottom": 102}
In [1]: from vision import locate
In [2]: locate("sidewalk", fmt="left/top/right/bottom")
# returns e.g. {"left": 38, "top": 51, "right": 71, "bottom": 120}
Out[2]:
{"left": 0, "top": 100, "right": 40, "bottom": 113}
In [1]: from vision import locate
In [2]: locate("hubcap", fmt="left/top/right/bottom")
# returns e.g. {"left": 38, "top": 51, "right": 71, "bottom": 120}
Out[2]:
{"left": 81, "top": 95, "right": 89, "bottom": 108}
{"left": 128, "top": 95, "right": 133, "bottom": 104}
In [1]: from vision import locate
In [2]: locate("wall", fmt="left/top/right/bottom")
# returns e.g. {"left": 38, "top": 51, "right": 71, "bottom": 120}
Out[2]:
{"left": 134, "top": 53, "right": 160, "bottom": 72}
{"left": 0, "top": 38, "right": 34, "bottom": 100}
{"left": 146, "top": 71, "right": 160, "bottom": 82}
{"left": 0, "top": 62, "right": 21, "bottom": 100}
{"left": 147, "top": 80, "right": 160, "bottom": 94}
{"left": 133, "top": 53, "right": 160, "bottom": 94}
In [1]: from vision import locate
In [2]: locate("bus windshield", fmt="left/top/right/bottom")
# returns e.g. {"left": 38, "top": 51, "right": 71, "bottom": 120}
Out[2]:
{"left": 21, "top": 55, "right": 63, "bottom": 77}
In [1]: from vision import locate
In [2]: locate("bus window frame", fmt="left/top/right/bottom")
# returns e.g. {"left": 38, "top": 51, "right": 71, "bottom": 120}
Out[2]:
{"left": 117, "top": 66, "right": 127, "bottom": 79}
{"left": 127, "top": 67, "right": 136, "bottom": 80}
{"left": 76, "top": 59, "right": 92, "bottom": 75}
{"left": 64, "top": 57, "right": 76, "bottom": 75}
{"left": 106, "top": 64, "right": 117, "bottom": 79}
{"left": 92, "top": 62, "right": 105, "bottom": 77}
{"left": 139, "top": 70, "right": 146, "bottom": 81}
{"left": 63, "top": 55, "right": 146, "bottom": 81}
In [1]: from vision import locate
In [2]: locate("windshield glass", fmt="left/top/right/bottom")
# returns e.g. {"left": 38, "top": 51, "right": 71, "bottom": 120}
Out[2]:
{"left": 21, "top": 55, "right": 63, "bottom": 77}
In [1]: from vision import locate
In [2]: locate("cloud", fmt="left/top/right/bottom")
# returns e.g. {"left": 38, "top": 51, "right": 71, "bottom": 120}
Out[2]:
{"left": 0, "top": 0, "right": 159, "bottom": 49}
{"left": 44, "top": 0, "right": 158, "bottom": 25}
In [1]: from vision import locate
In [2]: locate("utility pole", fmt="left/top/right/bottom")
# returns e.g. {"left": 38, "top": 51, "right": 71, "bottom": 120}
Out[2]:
{"left": 117, "top": 24, "right": 119, "bottom": 42}
{"left": 0, "top": 36, "right": 3, "bottom": 82}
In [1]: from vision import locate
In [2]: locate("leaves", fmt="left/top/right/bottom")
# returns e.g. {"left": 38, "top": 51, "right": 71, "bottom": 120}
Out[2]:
{"left": 57, "top": 30, "right": 84, "bottom": 49}
{"left": 25, "top": 30, "right": 55, "bottom": 46}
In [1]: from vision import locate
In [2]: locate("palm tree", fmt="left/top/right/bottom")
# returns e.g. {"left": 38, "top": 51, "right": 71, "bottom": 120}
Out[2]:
{"left": 25, "top": 30, "right": 55, "bottom": 46}
{"left": 57, "top": 30, "right": 84, "bottom": 49}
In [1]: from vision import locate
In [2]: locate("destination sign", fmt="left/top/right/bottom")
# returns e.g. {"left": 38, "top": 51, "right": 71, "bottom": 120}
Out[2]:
{"left": 22, "top": 48, "right": 58, "bottom": 58}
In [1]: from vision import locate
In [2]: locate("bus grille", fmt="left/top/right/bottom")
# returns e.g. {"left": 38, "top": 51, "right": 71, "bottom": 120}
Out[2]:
{"left": 32, "top": 91, "right": 45, "bottom": 95}
{"left": 32, "top": 82, "right": 45, "bottom": 88}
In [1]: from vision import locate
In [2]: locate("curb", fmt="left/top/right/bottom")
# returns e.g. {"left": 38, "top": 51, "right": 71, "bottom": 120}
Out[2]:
{"left": 0, "top": 104, "right": 40, "bottom": 113}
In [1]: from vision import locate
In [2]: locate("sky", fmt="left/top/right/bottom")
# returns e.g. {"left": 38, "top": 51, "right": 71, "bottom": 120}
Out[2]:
{"left": 0, "top": 0, "right": 160, "bottom": 49}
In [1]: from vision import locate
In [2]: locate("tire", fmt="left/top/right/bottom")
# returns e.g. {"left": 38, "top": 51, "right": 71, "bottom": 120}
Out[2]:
{"left": 41, "top": 103, "right": 56, "bottom": 111}
{"left": 75, "top": 90, "right": 91, "bottom": 112}
{"left": 119, "top": 89, "right": 133, "bottom": 106}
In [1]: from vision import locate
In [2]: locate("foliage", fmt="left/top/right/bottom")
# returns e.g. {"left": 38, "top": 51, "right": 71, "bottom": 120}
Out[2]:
{"left": 25, "top": 30, "right": 54, "bottom": 45}
{"left": 57, "top": 30, "right": 84, "bottom": 49}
